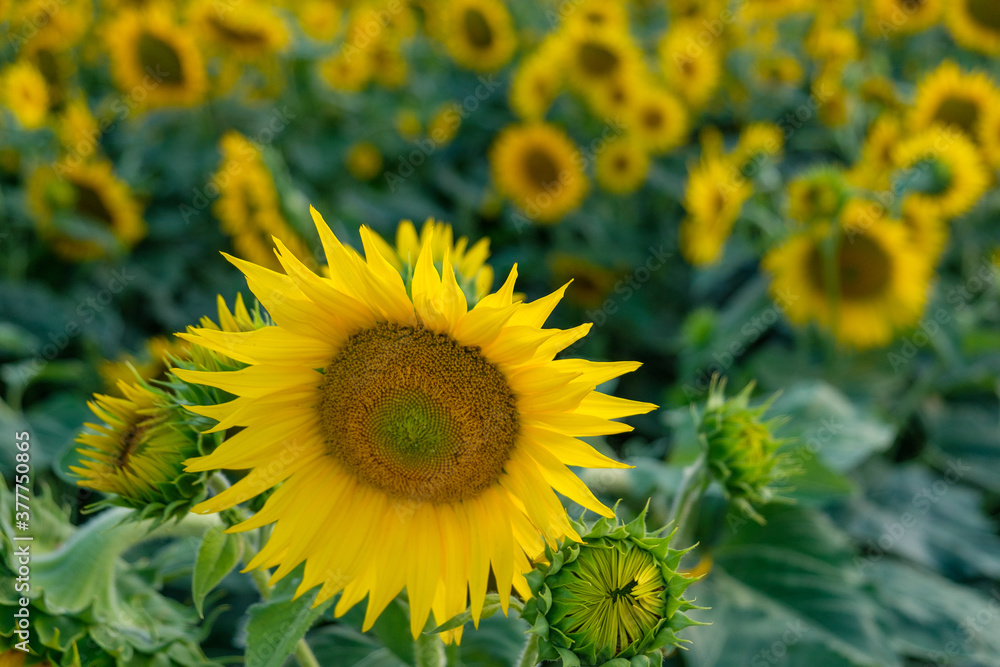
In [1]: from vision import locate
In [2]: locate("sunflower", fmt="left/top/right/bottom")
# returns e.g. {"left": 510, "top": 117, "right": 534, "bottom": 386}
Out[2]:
{"left": 293, "top": 0, "right": 343, "bottom": 40}
{"left": 947, "top": 0, "right": 1000, "bottom": 55}
{"left": 25, "top": 43, "right": 74, "bottom": 112}
{"left": 490, "top": 123, "right": 589, "bottom": 224}
{"left": 28, "top": 159, "right": 145, "bottom": 261}
{"left": 786, "top": 167, "right": 847, "bottom": 223}
{"left": 755, "top": 54, "right": 805, "bottom": 87}
{"left": 595, "top": 135, "right": 650, "bottom": 195}
{"left": 763, "top": 207, "right": 930, "bottom": 349}
{"left": 366, "top": 218, "right": 495, "bottom": 302}
{"left": 562, "top": 26, "right": 642, "bottom": 97}
{"left": 72, "top": 381, "right": 204, "bottom": 515}
{"left": 510, "top": 44, "right": 565, "bottom": 120}
{"left": 0, "top": 60, "right": 49, "bottom": 129}
{"left": 438, "top": 0, "right": 517, "bottom": 72}
{"left": 909, "top": 61, "right": 1000, "bottom": 149}
{"left": 191, "top": 0, "right": 289, "bottom": 61}
{"left": 893, "top": 126, "right": 990, "bottom": 220}
{"left": 658, "top": 24, "right": 723, "bottom": 109}
{"left": 213, "top": 132, "right": 314, "bottom": 271}
{"left": 979, "top": 103, "right": 1000, "bottom": 168}
{"left": 319, "top": 53, "right": 372, "bottom": 92}
{"left": 174, "top": 210, "right": 654, "bottom": 641}
{"left": 680, "top": 156, "right": 752, "bottom": 266}
{"left": 549, "top": 253, "right": 618, "bottom": 310}
{"left": 739, "top": 0, "right": 808, "bottom": 20}
{"left": 628, "top": 85, "right": 689, "bottom": 155}
{"left": 899, "top": 195, "right": 949, "bottom": 264}
{"left": 346, "top": 141, "right": 384, "bottom": 181}
{"left": 427, "top": 102, "right": 461, "bottom": 146}
{"left": 395, "top": 109, "right": 422, "bottom": 140}
{"left": 731, "top": 122, "right": 784, "bottom": 171}
{"left": 8, "top": 0, "right": 91, "bottom": 52}
{"left": 57, "top": 97, "right": 99, "bottom": 153}
{"left": 848, "top": 114, "right": 902, "bottom": 190}
{"left": 870, "top": 0, "right": 942, "bottom": 34}
{"left": 105, "top": 7, "right": 207, "bottom": 108}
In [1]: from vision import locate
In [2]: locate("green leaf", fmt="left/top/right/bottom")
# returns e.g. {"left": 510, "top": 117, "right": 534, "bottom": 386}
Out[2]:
{"left": 244, "top": 589, "right": 333, "bottom": 667}
{"left": 428, "top": 593, "right": 507, "bottom": 633}
{"left": 685, "top": 505, "right": 898, "bottom": 667}
{"left": 192, "top": 526, "right": 243, "bottom": 617}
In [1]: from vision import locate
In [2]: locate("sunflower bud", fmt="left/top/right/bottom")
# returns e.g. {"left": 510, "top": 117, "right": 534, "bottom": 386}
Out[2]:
{"left": 71, "top": 381, "right": 208, "bottom": 523}
{"left": 699, "top": 377, "right": 795, "bottom": 522}
{"left": 520, "top": 507, "right": 704, "bottom": 666}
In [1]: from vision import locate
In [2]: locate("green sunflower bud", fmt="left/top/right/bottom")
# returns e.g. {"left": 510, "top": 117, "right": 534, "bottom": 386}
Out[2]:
{"left": 520, "top": 507, "right": 705, "bottom": 667}
{"left": 699, "top": 377, "right": 796, "bottom": 523}
{"left": 71, "top": 380, "right": 209, "bottom": 524}
{"left": 786, "top": 166, "right": 847, "bottom": 223}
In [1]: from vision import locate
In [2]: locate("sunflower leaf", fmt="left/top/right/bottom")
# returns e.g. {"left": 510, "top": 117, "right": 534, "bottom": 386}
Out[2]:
{"left": 192, "top": 526, "right": 243, "bottom": 618}
{"left": 428, "top": 593, "right": 505, "bottom": 633}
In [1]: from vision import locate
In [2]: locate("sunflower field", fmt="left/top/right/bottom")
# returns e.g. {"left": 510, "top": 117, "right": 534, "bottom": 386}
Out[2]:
{"left": 2, "top": 0, "right": 1000, "bottom": 665}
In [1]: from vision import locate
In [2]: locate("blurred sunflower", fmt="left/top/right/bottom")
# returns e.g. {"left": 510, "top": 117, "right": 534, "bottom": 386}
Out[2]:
{"left": 28, "top": 160, "right": 145, "bottom": 261}
{"left": 8, "top": 0, "right": 91, "bottom": 52}
{"left": 549, "top": 253, "right": 618, "bottom": 310}
{"left": 658, "top": 24, "right": 723, "bottom": 109}
{"left": 438, "top": 0, "right": 517, "bottom": 72}
{"left": 105, "top": 7, "right": 207, "bottom": 108}
{"left": 979, "top": 104, "right": 1000, "bottom": 168}
{"left": 364, "top": 38, "right": 410, "bottom": 89}
{"left": 580, "top": 67, "right": 641, "bottom": 120}
{"left": 175, "top": 210, "right": 654, "bottom": 641}
{"left": 25, "top": 43, "right": 74, "bottom": 112}
{"left": 764, "top": 203, "right": 930, "bottom": 349}
{"left": 893, "top": 126, "right": 990, "bottom": 219}
{"left": 848, "top": 114, "right": 902, "bottom": 190}
{"left": 346, "top": 141, "right": 384, "bottom": 181}
{"left": 680, "top": 156, "right": 752, "bottom": 266}
{"left": 213, "top": 132, "right": 313, "bottom": 271}
{"left": 595, "top": 135, "right": 650, "bottom": 195}
{"left": 490, "top": 123, "right": 589, "bottom": 223}
{"left": 292, "top": 0, "right": 342, "bottom": 40}
{"left": 947, "top": 0, "right": 1000, "bottom": 55}
{"left": 57, "top": 97, "right": 99, "bottom": 153}
{"left": 871, "top": 0, "right": 942, "bottom": 34}
{"left": 101, "top": 335, "right": 193, "bottom": 394}
{"left": 900, "top": 196, "right": 949, "bottom": 265}
{"left": 787, "top": 167, "right": 847, "bottom": 223}
{"left": 428, "top": 103, "right": 461, "bottom": 145}
{"left": 562, "top": 26, "right": 641, "bottom": 97}
{"left": 191, "top": 0, "right": 289, "bottom": 61}
{"left": 510, "top": 44, "right": 565, "bottom": 120}
{"left": 628, "top": 85, "right": 688, "bottom": 155}
{"left": 319, "top": 53, "right": 372, "bottom": 92}
{"left": 739, "top": 0, "right": 808, "bottom": 21}
{"left": 909, "top": 61, "right": 1000, "bottom": 148}
{"left": 0, "top": 60, "right": 49, "bottom": 129}
{"left": 731, "top": 122, "right": 784, "bottom": 170}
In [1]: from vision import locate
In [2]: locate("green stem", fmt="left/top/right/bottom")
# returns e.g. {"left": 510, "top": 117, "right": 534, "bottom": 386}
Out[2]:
{"left": 516, "top": 633, "right": 540, "bottom": 667}
{"left": 294, "top": 639, "right": 322, "bottom": 667}
{"left": 668, "top": 454, "right": 710, "bottom": 547}
{"left": 414, "top": 633, "right": 446, "bottom": 667}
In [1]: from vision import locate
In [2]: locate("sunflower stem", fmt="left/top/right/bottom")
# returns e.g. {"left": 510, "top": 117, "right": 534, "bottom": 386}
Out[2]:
{"left": 293, "top": 639, "right": 322, "bottom": 667}
{"left": 516, "top": 633, "right": 540, "bottom": 667}
{"left": 414, "top": 633, "right": 446, "bottom": 667}
{"left": 668, "top": 453, "right": 709, "bottom": 546}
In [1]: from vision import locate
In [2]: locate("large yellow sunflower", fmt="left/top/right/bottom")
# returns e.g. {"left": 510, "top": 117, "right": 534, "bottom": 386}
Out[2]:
{"left": 893, "top": 126, "right": 990, "bottom": 220}
{"left": 438, "top": 0, "right": 517, "bottom": 72}
{"left": 763, "top": 203, "right": 930, "bottom": 349}
{"left": 0, "top": 60, "right": 49, "bottom": 129}
{"left": 105, "top": 7, "right": 207, "bottom": 108}
{"left": 909, "top": 61, "right": 1000, "bottom": 149}
{"left": 175, "top": 210, "right": 653, "bottom": 641}
{"left": 490, "top": 123, "right": 589, "bottom": 224}
{"left": 946, "top": 0, "right": 1000, "bottom": 55}
{"left": 561, "top": 26, "right": 642, "bottom": 98}
{"left": 28, "top": 159, "right": 146, "bottom": 261}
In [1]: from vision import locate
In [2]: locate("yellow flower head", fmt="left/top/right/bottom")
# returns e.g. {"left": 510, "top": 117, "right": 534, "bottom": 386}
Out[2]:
{"left": 594, "top": 135, "right": 650, "bottom": 195}
{"left": 490, "top": 123, "right": 589, "bottom": 224}
{"left": 548, "top": 253, "right": 619, "bottom": 310}
{"left": 510, "top": 43, "right": 565, "bottom": 121}
{"left": 28, "top": 159, "right": 146, "bottom": 261}
{"left": 105, "top": 7, "right": 207, "bottom": 108}
{"left": 346, "top": 141, "right": 384, "bottom": 181}
{"left": 947, "top": 0, "right": 1000, "bottom": 55}
{"left": 787, "top": 167, "right": 847, "bottom": 224}
{"left": 659, "top": 23, "right": 723, "bottom": 109}
{"left": 191, "top": 0, "right": 289, "bottom": 61}
{"left": 680, "top": 156, "right": 752, "bottom": 266}
{"left": 562, "top": 25, "right": 642, "bottom": 98}
{"left": 848, "top": 114, "right": 903, "bottom": 190}
{"left": 174, "top": 209, "right": 655, "bottom": 641}
{"left": 909, "top": 61, "right": 1000, "bottom": 148}
{"left": 293, "top": 0, "right": 342, "bottom": 40}
{"left": 627, "top": 85, "right": 689, "bottom": 155}
{"left": 1, "top": 61, "right": 49, "bottom": 129}
{"left": 870, "top": 0, "right": 942, "bottom": 34}
{"left": 764, "top": 203, "right": 931, "bottom": 349}
{"left": 8, "top": 0, "right": 91, "bottom": 53}
{"left": 893, "top": 125, "right": 990, "bottom": 220}
{"left": 438, "top": 0, "right": 517, "bottom": 72}
{"left": 319, "top": 53, "right": 372, "bottom": 92}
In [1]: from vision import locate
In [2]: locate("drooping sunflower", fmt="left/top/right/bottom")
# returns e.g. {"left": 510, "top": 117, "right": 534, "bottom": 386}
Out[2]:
{"left": 893, "top": 126, "right": 990, "bottom": 220}
{"left": 680, "top": 156, "right": 752, "bottom": 266}
{"left": 438, "top": 0, "right": 517, "bottom": 72}
{"left": 946, "top": 0, "right": 1000, "bottom": 55}
{"left": 0, "top": 60, "right": 49, "bottom": 129}
{"left": 490, "top": 123, "right": 589, "bottom": 224}
{"left": 763, "top": 204, "right": 931, "bottom": 349}
{"left": 28, "top": 159, "right": 146, "bottom": 261}
{"left": 105, "top": 7, "right": 207, "bottom": 108}
{"left": 175, "top": 210, "right": 654, "bottom": 641}
{"left": 595, "top": 135, "right": 650, "bottom": 195}
{"left": 658, "top": 24, "right": 723, "bottom": 109}
{"left": 909, "top": 61, "right": 1000, "bottom": 149}
{"left": 628, "top": 85, "right": 689, "bottom": 155}
{"left": 870, "top": 0, "right": 942, "bottom": 34}
{"left": 190, "top": 0, "right": 289, "bottom": 61}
